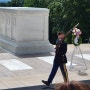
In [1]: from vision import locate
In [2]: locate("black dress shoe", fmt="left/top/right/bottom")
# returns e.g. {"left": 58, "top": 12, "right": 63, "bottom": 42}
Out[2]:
{"left": 42, "top": 80, "right": 50, "bottom": 86}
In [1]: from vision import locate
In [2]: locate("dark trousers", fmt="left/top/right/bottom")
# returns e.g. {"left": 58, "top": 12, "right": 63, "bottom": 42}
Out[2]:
{"left": 48, "top": 62, "right": 68, "bottom": 83}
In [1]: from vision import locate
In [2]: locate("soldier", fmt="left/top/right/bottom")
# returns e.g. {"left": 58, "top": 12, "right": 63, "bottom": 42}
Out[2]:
{"left": 42, "top": 32, "right": 69, "bottom": 86}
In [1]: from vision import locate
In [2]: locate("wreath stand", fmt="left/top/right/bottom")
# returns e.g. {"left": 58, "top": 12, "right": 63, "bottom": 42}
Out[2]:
{"left": 69, "top": 45, "right": 87, "bottom": 71}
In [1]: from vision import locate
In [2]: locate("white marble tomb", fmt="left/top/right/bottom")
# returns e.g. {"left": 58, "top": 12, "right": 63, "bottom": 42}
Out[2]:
{"left": 0, "top": 7, "right": 53, "bottom": 54}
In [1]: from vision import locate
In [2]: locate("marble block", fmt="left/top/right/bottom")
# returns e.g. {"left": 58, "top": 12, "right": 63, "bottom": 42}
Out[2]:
{"left": 0, "top": 7, "right": 54, "bottom": 55}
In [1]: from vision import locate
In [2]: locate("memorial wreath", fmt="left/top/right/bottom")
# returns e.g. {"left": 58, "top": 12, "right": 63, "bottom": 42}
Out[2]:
{"left": 72, "top": 28, "right": 82, "bottom": 46}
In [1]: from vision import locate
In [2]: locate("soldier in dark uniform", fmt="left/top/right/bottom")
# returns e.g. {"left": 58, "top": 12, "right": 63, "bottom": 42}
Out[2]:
{"left": 42, "top": 32, "right": 69, "bottom": 86}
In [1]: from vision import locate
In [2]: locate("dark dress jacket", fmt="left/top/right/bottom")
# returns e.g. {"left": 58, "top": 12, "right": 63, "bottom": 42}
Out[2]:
{"left": 54, "top": 39, "right": 67, "bottom": 64}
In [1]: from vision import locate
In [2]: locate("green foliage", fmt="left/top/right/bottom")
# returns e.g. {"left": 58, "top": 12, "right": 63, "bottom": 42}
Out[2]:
{"left": 48, "top": 0, "right": 90, "bottom": 44}
{"left": 24, "top": 0, "right": 52, "bottom": 7}
{"left": 8, "top": 0, "right": 24, "bottom": 7}
{"left": 0, "top": 2, "right": 8, "bottom": 7}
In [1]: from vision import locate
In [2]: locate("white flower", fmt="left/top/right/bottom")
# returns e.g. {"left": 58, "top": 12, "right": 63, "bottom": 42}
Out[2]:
{"left": 72, "top": 29, "right": 76, "bottom": 33}
{"left": 77, "top": 29, "right": 80, "bottom": 32}
{"left": 72, "top": 28, "right": 81, "bottom": 36}
{"left": 74, "top": 33, "right": 76, "bottom": 35}
{"left": 76, "top": 28, "right": 78, "bottom": 32}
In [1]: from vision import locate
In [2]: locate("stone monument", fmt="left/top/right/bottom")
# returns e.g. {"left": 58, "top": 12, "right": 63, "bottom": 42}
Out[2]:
{"left": 0, "top": 7, "right": 53, "bottom": 55}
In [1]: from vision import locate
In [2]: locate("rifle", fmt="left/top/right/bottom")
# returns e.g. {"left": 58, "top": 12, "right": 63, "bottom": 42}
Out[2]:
{"left": 55, "top": 23, "right": 79, "bottom": 49}
{"left": 64, "top": 23, "right": 79, "bottom": 39}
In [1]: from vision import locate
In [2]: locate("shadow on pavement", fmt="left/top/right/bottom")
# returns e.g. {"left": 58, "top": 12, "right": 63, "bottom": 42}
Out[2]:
{"left": 80, "top": 80, "right": 90, "bottom": 85}
{"left": 16, "top": 52, "right": 54, "bottom": 58}
{"left": 4, "top": 85, "right": 55, "bottom": 90}
{"left": 4, "top": 80, "right": 90, "bottom": 90}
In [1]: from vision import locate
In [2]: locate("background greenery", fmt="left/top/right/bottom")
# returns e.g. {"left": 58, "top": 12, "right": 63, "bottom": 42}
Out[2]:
{"left": 0, "top": 0, "right": 90, "bottom": 44}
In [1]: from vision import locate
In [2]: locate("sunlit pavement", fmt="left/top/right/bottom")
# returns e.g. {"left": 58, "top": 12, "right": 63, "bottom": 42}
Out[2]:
{"left": 0, "top": 44, "right": 90, "bottom": 90}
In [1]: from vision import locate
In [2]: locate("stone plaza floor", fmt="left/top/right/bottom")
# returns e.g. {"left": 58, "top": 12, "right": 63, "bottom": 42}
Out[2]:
{"left": 0, "top": 44, "right": 90, "bottom": 90}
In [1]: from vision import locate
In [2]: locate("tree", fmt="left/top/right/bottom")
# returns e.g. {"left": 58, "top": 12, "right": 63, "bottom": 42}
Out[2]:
{"left": 24, "top": 0, "right": 52, "bottom": 8}
{"left": 8, "top": 0, "right": 24, "bottom": 7}
{"left": 0, "top": 2, "right": 8, "bottom": 6}
{"left": 48, "top": 0, "right": 90, "bottom": 43}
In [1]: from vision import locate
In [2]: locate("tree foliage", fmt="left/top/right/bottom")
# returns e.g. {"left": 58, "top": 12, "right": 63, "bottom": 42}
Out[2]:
{"left": 8, "top": 0, "right": 24, "bottom": 6}
{"left": 24, "top": 0, "right": 51, "bottom": 7}
{"left": 0, "top": 2, "right": 8, "bottom": 6}
{"left": 48, "top": 0, "right": 90, "bottom": 43}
